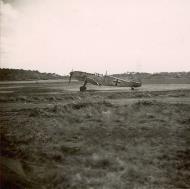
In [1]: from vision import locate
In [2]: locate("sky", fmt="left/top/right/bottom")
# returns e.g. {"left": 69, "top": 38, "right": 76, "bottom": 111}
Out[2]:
{"left": 0, "top": 0, "right": 190, "bottom": 75}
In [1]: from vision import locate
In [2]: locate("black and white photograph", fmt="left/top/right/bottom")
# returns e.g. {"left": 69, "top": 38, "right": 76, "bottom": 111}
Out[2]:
{"left": 0, "top": 0, "right": 190, "bottom": 188}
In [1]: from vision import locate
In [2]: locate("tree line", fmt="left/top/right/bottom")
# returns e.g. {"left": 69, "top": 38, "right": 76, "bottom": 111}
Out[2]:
{"left": 0, "top": 68, "right": 64, "bottom": 81}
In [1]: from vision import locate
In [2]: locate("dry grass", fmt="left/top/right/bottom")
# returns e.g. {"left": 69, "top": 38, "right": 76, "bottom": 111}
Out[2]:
{"left": 1, "top": 83, "right": 190, "bottom": 188}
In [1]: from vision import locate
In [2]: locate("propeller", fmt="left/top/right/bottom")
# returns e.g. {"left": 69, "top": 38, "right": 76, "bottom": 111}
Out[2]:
{"left": 68, "top": 71, "right": 73, "bottom": 84}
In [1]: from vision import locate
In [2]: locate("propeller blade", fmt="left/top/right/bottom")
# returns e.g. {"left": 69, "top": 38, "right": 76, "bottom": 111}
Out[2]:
{"left": 68, "top": 71, "right": 73, "bottom": 84}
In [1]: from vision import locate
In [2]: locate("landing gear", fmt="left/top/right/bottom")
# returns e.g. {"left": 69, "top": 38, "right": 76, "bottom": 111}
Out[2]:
{"left": 131, "top": 87, "right": 134, "bottom": 90}
{"left": 80, "top": 86, "right": 87, "bottom": 92}
{"left": 80, "top": 79, "right": 87, "bottom": 92}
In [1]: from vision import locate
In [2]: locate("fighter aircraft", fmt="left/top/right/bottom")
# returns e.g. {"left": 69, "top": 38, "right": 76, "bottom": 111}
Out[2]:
{"left": 69, "top": 71, "right": 142, "bottom": 91}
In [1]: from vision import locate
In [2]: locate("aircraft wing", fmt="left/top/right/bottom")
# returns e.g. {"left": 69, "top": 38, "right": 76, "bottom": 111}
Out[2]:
{"left": 107, "top": 75, "right": 130, "bottom": 82}
{"left": 86, "top": 77, "right": 101, "bottom": 85}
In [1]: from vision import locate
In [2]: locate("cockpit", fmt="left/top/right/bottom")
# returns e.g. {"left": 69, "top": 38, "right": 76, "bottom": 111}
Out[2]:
{"left": 94, "top": 73, "right": 103, "bottom": 77}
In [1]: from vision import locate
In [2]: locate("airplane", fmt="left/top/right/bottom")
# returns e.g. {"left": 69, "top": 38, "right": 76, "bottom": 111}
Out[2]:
{"left": 68, "top": 71, "right": 142, "bottom": 91}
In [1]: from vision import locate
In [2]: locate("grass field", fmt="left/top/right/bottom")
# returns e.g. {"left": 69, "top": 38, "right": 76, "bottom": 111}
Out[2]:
{"left": 0, "top": 80, "right": 190, "bottom": 189}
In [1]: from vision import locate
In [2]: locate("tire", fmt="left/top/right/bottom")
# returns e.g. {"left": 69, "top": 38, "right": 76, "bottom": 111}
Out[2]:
{"left": 80, "top": 86, "right": 87, "bottom": 92}
{"left": 131, "top": 87, "right": 134, "bottom": 90}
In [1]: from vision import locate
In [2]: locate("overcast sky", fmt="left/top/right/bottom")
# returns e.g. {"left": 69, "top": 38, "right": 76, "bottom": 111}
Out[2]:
{"left": 1, "top": 0, "right": 190, "bottom": 74}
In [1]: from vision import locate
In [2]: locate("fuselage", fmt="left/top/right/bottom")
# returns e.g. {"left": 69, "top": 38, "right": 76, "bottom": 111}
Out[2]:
{"left": 70, "top": 71, "right": 142, "bottom": 88}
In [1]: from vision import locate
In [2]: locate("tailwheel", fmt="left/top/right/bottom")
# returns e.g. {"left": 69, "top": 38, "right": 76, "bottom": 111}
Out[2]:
{"left": 80, "top": 86, "right": 87, "bottom": 92}
{"left": 131, "top": 87, "right": 134, "bottom": 90}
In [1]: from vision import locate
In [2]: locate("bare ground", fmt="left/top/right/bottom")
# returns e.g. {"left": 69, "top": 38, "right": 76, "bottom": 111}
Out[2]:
{"left": 0, "top": 81, "right": 190, "bottom": 189}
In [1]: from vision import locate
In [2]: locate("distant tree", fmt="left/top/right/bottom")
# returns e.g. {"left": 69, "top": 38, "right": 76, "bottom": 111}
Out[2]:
{"left": 0, "top": 68, "right": 64, "bottom": 81}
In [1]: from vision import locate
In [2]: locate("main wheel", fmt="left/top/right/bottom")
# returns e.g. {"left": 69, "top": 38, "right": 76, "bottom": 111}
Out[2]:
{"left": 80, "top": 86, "right": 87, "bottom": 92}
{"left": 131, "top": 87, "right": 134, "bottom": 90}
